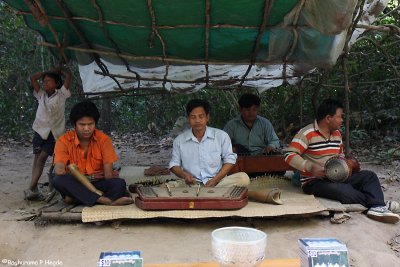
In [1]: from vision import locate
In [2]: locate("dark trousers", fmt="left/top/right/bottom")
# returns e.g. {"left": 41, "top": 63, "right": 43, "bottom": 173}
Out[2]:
{"left": 302, "top": 170, "right": 384, "bottom": 208}
{"left": 53, "top": 174, "right": 129, "bottom": 207}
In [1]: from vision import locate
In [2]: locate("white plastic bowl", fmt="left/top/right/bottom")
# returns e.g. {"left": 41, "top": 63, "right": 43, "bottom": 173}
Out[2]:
{"left": 211, "top": 226, "right": 267, "bottom": 267}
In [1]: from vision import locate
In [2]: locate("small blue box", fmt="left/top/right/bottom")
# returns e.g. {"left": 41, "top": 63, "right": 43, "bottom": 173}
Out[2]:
{"left": 98, "top": 251, "right": 143, "bottom": 267}
{"left": 298, "top": 238, "right": 349, "bottom": 267}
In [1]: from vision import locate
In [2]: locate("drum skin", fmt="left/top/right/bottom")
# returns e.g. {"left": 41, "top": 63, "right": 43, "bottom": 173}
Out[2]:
{"left": 324, "top": 156, "right": 361, "bottom": 182}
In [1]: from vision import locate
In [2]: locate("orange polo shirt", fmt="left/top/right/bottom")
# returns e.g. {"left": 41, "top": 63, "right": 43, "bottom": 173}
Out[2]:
{"left": 54, "top": 129, "right": 118, "bottom": 176}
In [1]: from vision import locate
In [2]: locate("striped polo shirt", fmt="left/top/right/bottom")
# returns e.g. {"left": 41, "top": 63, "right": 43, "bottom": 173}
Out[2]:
{"left": 284, "top": 121, "right": 343, "bottom": 186}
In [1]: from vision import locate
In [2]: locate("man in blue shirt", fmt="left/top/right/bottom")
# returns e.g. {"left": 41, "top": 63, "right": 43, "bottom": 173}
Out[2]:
{"left": 168, "top": 99, "right": 249, "bottom": 187}
{"left": 224, "top": 93, "right": 280, "bottom": 155}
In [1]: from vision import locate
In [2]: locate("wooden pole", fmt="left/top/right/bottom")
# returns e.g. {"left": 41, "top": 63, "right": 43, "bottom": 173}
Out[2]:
{"left": 342, "top": 54, "right": 351, "bottom": 156}
{"left": 38, "top": 41, "right": 303, "bottom": 66}
{"left": 239, "top": 0, "right": 275, "bottom": 87}
{"left": 339, "top": 0, "right": 367, "bottom": 156}
{"left": 299, "top": 81, "right": 303, "bottom": 127}
{"left": 101, "top": 98, "right": 112, "bottom": 134}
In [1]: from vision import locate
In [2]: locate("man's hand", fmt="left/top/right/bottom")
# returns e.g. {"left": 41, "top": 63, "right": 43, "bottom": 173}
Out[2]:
{"left": 263, "top": 145, "right": 276, "bottom": 154}
{"left": 309, "top": 163, "right": 325, "bottom": 178}
{"left": 182, "top": 172, "right": 196, "bottom": 185}
{"left": 205, "top": 178, "right": 219, "bottom": 187}
{"left": 170, "top": 166, "right": 196, "bottom": 185}
{"left": 204, "top": 163, "right": 232, "bottom": 187}
{"left": 54, "top": 163, "right": 67, "bottom": 175}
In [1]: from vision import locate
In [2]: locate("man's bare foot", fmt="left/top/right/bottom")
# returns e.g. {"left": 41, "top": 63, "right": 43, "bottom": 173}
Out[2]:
{"left": 96, "top": 196, "right": 113, "bottom": 205}
{"left": 64, "top": 195, "right": 77, "bottom": 205}
{"left": 111, "top": 196, "right": 134, "bottom": 206}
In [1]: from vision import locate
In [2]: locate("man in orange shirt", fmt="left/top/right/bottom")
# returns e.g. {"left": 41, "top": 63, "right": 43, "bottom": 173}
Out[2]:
{"left": 53, "top": 101, "right": 133, "bottom": 206}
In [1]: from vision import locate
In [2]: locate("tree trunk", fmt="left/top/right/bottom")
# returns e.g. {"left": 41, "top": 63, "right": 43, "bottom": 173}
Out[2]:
{"left": 101, "top": 98, "right": 112, "bottom": 134}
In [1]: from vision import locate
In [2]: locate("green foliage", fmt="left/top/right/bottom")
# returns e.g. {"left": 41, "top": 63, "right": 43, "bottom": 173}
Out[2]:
{"left": 106, "top": 89, "right": 237, "bottom": 135}
{"left": 387, "top": 146, "right": 400, "bottom": 159}
{"left": 0, "top": 3, "right": 38, "bottom": 137}
{"left": 350, "top": 128, "right": 369, "bottom": 142}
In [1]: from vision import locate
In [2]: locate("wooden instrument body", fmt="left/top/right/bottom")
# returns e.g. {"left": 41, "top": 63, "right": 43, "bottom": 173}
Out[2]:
{"left": 135, "top": 186, "right": 248, "bottom": 210}
{"left": 228, "top": 155, "right": 293, "bottom": 175}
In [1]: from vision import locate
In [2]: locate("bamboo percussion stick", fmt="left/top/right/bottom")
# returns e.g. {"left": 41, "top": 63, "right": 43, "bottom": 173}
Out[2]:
{"left": 68, "top": 164, "right": 104, "bottom": 196}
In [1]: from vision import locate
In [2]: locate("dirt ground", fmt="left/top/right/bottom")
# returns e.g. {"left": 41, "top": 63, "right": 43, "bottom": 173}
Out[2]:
{"left": 1, "top": 138, "right": 400, "bottom": 267}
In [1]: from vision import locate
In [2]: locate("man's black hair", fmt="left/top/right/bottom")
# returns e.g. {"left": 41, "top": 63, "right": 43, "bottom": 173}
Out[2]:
{"left": 238, "top": 93, "right": 261, "bottom": 108}
{"left": 69, "top": 101, "right": 100, "bottom": 126}
{"left": 186, "top": 99, "right": 211, "bottom": 116}
{"left": 42, "top": 72, "right": 63, "bottom": 89}
{"left": 316, "top": 99, "right": 344, "bottom": 122}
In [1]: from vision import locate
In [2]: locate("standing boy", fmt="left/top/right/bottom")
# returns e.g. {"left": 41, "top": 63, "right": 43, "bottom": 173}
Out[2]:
{"left": 25, "top": 67, "right": 72, "bottom": 200}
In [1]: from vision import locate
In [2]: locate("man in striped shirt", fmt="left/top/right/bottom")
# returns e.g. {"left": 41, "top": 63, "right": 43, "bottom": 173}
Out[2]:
{"left": 285, "top": 99, "right": 399, "bottom": 224}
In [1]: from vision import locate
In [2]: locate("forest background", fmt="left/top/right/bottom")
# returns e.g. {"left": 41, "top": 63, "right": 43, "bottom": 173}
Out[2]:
{"left": 0, "top": 0, "right": 399, "bottom": 162}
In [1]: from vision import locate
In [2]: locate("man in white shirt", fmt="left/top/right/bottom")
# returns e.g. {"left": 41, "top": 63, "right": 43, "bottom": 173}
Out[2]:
{"left": 169, "top": 99, "right": 249, "bottom": 187}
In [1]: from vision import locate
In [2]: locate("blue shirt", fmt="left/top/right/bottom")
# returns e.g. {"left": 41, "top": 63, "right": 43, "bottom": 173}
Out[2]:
{"left": 168, "top": 126, "right": 237, "bottom": 184}
{"left": 223, "top": 115, "right": 280, "bottom": 155}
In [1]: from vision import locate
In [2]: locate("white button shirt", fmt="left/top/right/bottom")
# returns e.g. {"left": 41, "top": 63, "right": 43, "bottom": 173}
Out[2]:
{"left": 32, "top": 85, "right": 71, "bottom": 140}
{"left": 168, "top": 126, "right": 237, "bottom": 184}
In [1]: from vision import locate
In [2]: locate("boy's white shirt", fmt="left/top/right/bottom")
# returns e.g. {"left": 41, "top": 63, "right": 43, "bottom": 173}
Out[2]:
{"left": 32, "top": 85, "right": 71, "bottom": 140}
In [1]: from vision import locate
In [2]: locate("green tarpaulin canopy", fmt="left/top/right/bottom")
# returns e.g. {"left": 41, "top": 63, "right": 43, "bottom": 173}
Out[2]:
{"left": 4, "top": 0, "right": 384, "bottom": 94}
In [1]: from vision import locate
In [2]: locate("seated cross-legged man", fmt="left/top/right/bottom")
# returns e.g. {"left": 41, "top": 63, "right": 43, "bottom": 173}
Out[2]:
{"left": 223, "top": 93, "right": 286, "bottom": 177}
{"left": 53, "top": 101, "right": 133, "bottom": 207}
{"left": 168, "top": 99, "right": 250, "bottom": 188}
{"left": 223, "top": 93, "right": 281, "bottom": 155}
{"left": 284, "top": 98, "right": 399, "bottom": 224}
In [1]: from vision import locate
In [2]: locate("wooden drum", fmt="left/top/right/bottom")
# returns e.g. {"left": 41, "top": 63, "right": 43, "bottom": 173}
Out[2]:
{"left": 325, "top": 156, "right": 360, "bottom": 182}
